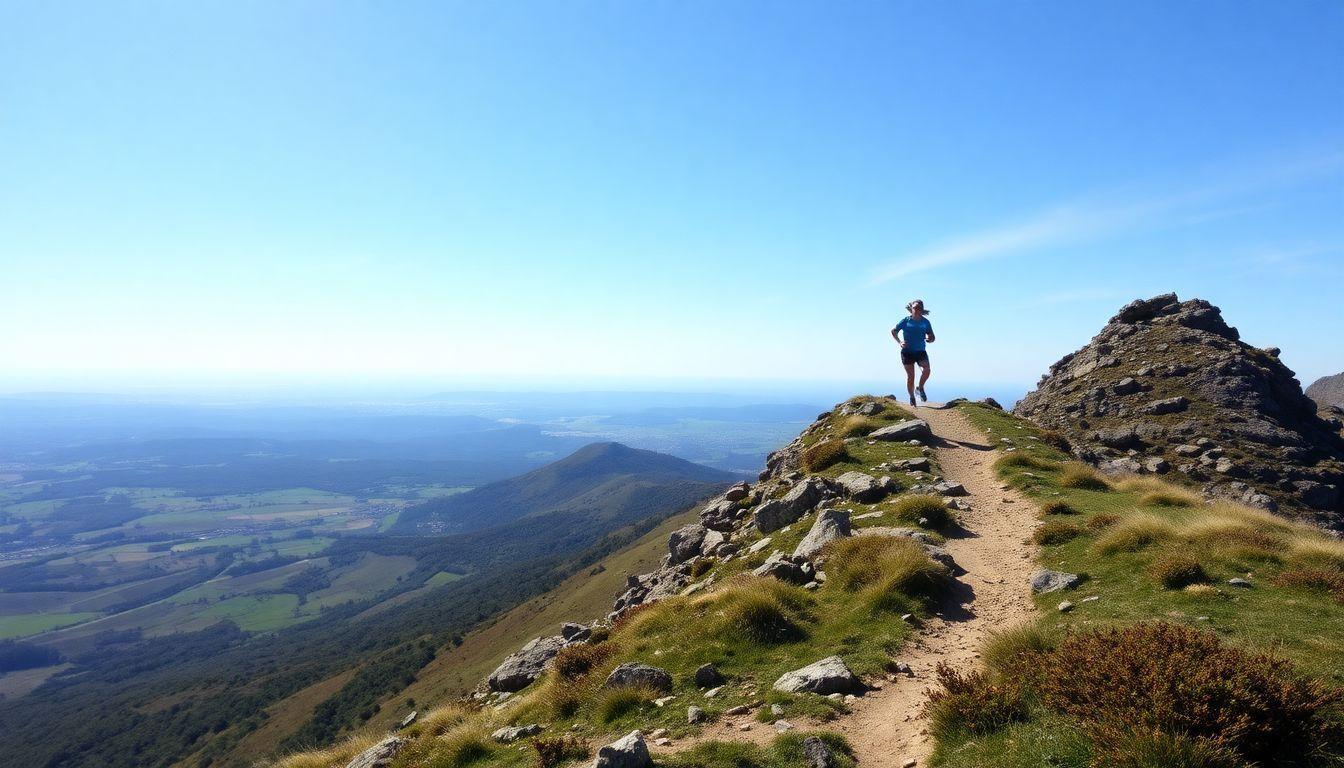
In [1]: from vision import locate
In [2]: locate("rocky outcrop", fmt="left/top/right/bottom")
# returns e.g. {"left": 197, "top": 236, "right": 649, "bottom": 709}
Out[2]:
{"left": 344, "top": 737, "right": 407, "bottom": 768}
{"left": 604, "top": 662, "right": 673, "bottom": 692}
{"left": 869, "top": 419, "right": 933, "bottom": 443}
{"left": 487, "top": 635, "right": 567, "bottom": 692}
{"left": 1307, "top": 372, "right": 1344, "bottom": 409}
{"left": 593, "top": 730, "right": 652, "bottom": 768}
{"left": 1015, "top": 294, "right": 1344, "bottom": 528}
{"left": 753, "top": 476, "right": 833, "bottom": 533}
{"left": 792, "top": 508, "right": 851, "bottom": 560}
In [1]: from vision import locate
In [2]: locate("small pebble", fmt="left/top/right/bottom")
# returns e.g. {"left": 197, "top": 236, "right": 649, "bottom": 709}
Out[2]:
{"left": 1058, "top": 601, "right": 1074, "bottom": 613}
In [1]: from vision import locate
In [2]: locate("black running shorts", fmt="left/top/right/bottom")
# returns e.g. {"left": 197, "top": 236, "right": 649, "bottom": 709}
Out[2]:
{"left": 901, "top": 349, "right": 929, "bottom": 366}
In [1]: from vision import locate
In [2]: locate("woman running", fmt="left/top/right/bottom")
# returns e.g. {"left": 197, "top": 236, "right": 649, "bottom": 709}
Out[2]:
{"left": 891, "top": 299, "right": 935, "bottom": 406}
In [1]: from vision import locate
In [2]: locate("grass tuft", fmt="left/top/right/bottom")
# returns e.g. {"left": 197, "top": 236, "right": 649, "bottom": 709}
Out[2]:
{"left": 802, "top": 439, "right": 850, "bottom": 473}
{"left": 926, "top": 662, "right": 1028, "bottom": 739}
{"left": 982, "top": 624, "right": 1056, "bottom": 677}
{"left": 837, "top": 415, "right": 884, "bottom": 437}
{"left": 889, "top": 494, "right": 953, "bottom": 529}
{"left": 1058, "top": 462, "right": 1110, "bottom": 491}
{"left": 1032, "top": 521, "right": 1082, "bottom": 546}
{"left": 1085, "top": 512, "right": 1121, "bottom": 531}
{"left": 715, "top": 578, "right": 812, "bottom": 644}
{"left": 1147, "top": 553, "right": 1208, "bottom": 589}
{"left": 1140, "top": 489, "right": 1198, "bottom": 507}
{"left": 994, "top": 453, "right": 1060, "bottom": 472}
{"left": 1273, "top": 568, "right": 1344, "bottom": 603}
{"left": 1093, "top": 514, "right": 1177, "bottom": 555}
{"left": 1039, "top": 499, "right": 1076, "bottom": 515}
{"left": 593, "top": 684, "right": 659, "bottom": 723}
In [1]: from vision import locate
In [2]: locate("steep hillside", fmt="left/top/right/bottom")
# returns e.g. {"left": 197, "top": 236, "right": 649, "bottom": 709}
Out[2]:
{"left": 395, "top": 443, "right": 733, "bottom": 533}
{"left": 1016, "top": 294, "right": 1344, "bottom": 528}
{"left": 1309, "top": 373, "right": 1344, "bottom": 409}
{"left": 276, "top": 396, "right": 1344, "bottom": 768}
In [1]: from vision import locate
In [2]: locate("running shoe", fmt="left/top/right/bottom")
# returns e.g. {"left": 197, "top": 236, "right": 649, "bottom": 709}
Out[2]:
{"left": 909, "top": 395, "right": 917, "bottom": 407}
{"left": 917, "top": 386, "right": 927, "bottom": 402}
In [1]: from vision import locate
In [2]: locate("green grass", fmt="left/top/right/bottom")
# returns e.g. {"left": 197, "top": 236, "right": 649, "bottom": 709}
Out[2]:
{"left": 425, "top": 571, "right": 464, "bottom": 588}
{"left": 932, "top": 401, "right": 1344, "bottom": 767}
{"left": 204, "top": 594, "right": 303, "bottom": 633}
{"left": 0, "top": 611, "right": 102, "bottom": 639}
{"left": 661, "top": 732, "right": 856, "bottom": 768}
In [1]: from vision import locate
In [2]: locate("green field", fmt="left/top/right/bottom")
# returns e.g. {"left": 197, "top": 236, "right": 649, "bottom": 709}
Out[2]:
{"left": 0, "top": 612, "right": 103, "bottom": 639}
{"left": 205, "top": 595, "right": 304, "bottom": 633}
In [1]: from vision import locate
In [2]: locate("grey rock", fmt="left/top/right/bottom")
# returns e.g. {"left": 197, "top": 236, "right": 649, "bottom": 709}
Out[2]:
{"left": 605, "top": 662, "right": 673, "bottom": 692}
{"left": 754, "top": 477, "right": 831, "bottom": 533}
{"left": 773, "top": 655, "right": 862, "bottom": 694}
{"left": 398, "top": 710, "right": 418, "bottom": 729}
{"left": 1030, "top": 569, "right": 1081, "bottom": 594}
{"left": 1228, "top": 577, "right": 1253, "bottom": 588}
{"left": 753, "top": 552, "right": 811, "bottom": 584}
{"left": 980, "top": 397, "right": 1004, "bottom": 409}
{"left": 593, "top": 730, "right": 652, "bottom": 768}
{"left": 802, "top": 736, "right": 835, "bottom": 768}
{"left": 1144, "top": 396, "right": 1190, "bottom": 415}
{"left": 834, "top": 471, "right": 889, "bottom": 503}
{"left": 869, "top": 419, "right": 933, "bottom": 443}
{"left": 561, "top": 622, "right": 591, "bottom": 642}
{"left": 687, "top": 705, "right": 707, "bottom": 724}
{"left": 492, "top": 724, "right": 543, "bottom": 743}
{"left": 488, "top": 635, "right": 566, "bottom": 692}
{"left": 793, "top": 508, "right": 852, "bottom": 560}
{"left": 1112, "top": 377, "right": 1141, "bottom": 395}
{"left": 344, "top": 737, "right": 407, "bottom": 768}
{"left": 668, "top": 524, "right": 709, "bottom": 565}
{"left": 694, "top": 662, "right": 724, "bottom": 688}
{"left": 1144, "top": 457, "right": 1170, "bottom": 474}
{"left": 724, "top": 482, "right": 751, "bottom": 502}
{"left": 858, "top": 401, "right": 883, "bottom": 416}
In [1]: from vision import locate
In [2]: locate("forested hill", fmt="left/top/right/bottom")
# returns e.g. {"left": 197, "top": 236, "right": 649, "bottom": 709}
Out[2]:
{"left": 394, "top": 442, "right": 733, "bottom": 533}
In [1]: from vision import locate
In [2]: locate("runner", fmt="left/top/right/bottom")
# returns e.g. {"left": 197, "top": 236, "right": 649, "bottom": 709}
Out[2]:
{"left": 891, "top": 299, "right": 935, "bottom": 406}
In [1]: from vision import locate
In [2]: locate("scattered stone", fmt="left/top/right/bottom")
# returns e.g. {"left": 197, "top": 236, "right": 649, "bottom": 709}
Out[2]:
{"left": 834, "top": 471, "right": 890, "bottom": 503}
{"left": 1030, "top": 569, "right": 1081, "bottom": 594}
{"left": 491, "top": 724, "right": 543, "bottom": 743}
{"left": 605, "top": 662, "right": 673, "bottom": 692}
{"left": 593, "top": 730, "right": 652, "bottom": 768}
{"left": 398, "top": 711, "right": 418, "bottom": 729}
{"left": 738, "top": 723, "right": 752, "bottom": 732}
{"left": 344, "top": 737, "right": 406, "bottom": 768}
{"left": 802, "top": 735, "right": 836, "bottom": 768}
{"left": 773, "top": 655, "right": 862, "bottom": 695}
{"left": 694, "top": 663, "right": 724, "bottom": 688}
{"left": 1057, "top": 601, "right": 1074, "bottom": 613}
{"left": 724, "top": 481, "right": 751, "bottom": 502}
{"left": 653, "top": 696, "right": 676, "bottom": 707}
{"left": 1228, "top": 577, "right": 1253, "bottom": 588}
{"left": 774, "top": 719, "right": 795, "bottom": 732}
{"left": 770, "top": 703, "right": 785, "bottom": 716}
{"left": 1081, "top": 595, "right": 1100, "bottom": 603}
{"left": 704, "top": 686, "right": 723, "bottom": 698}
{"left": 561, "top": 622, "right": 591, "bottom": 642}
{"left": 753, "top": 552, "right": 812, "bottom": 584}
{"left": 687, "top": 705, "right": 706, "bottom": 724}
{"left": 667, "top": 523, "right": 709, "bottom": 565}
{"left": 725, "top": 704, "right": 752, "bottom": 716}
{"left": 649, "top": 729, "right": 669, "bottom": 740}
{"left": 747, "top": 537, "right": 774, "bottom": 554}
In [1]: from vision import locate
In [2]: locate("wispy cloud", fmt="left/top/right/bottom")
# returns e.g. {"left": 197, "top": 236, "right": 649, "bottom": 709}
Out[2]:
{"left": 871, "top": 150, "right": 1344, "bottom": 285}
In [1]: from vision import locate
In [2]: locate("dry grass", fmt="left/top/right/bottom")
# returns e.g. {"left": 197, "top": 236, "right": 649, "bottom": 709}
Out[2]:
{"left": 837, "top": 415, "right": 884, "bottom": 437}
{"left": 715, "top": 579, "right": 811, "bottom": 644}
{"left": 1148, "top": 553, "right": 1209, "bottom": 589}
{"left": 1288, "top": 538, "right": 1344, "bottom": 571}
{"left": 1059, "top": 462, "right": 1110, "bottom": 491}
{"left": 1141, "top": 489, "right": 1199, "bottom": 507}
{"left": 826, "top": 536, "right": 949, "bottom": 611}
{"left": 434, "top": 723, "right": 496, "bottom": 765}
{"left": 1032, "top": 521, "right": 1082, "bottom": 546}
{"left": 1094, "top": 514, "right": 1178, "bottom": 555}
{"left": 593, "top": 684, "right": 660, "bottom": 723}
{"left": 1085, "top": 513, "right": 1121, "bottom": 531}
{"left": 982, "top": 624, "right": 1055, "bottom": 677}
{"left": 889, "top": 494, "right": 954, "bottom": 528}
{"left": 270, "top": 733, "right": 383, "bottom": 768}
{"left": 1039, "top": 499, "right": 1076, "bottom": 515}
{"left": 416, "top": 703, "right": 471, "bottom": 737}
{"left": 993, "top": 453, "right": 1060, "bottom": 472}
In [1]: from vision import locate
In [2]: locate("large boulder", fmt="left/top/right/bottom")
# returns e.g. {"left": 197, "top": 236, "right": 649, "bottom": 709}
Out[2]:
{"left": 869, "top": 419, "right": 933, "bottom": 443}
{"left": 604, "top": 662, "right": 673, "bottom": 692}
{"left": 667, "top": 524, "right": 709, "bottom": 565}
{"left": 593, "top": 730, "right": 652, "bottom": 768}
{"left": 488, "top": 635, "right": 566, "bottom": 692}
{"left": 833, "top": 471, "right": 889, "bottom": 503}
{"left": 344, "top": 737, "right": 407, "bottom": 768}
{"left": 754, "top": 477, "right": 831, "bottom": 533}
{"left": 773, "top": 655, "right": 862, "bottom": 695}
{"left": 792, "top": 508, "right": 851, "bottom": 560}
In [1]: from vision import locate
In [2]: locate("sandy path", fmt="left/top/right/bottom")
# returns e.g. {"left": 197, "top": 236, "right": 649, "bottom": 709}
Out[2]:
{"left": 663, "top": 402, "right": 1039, "bottom": 765}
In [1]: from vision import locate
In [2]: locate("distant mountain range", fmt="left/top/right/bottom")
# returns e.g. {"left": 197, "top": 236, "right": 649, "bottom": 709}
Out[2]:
{"left": 395, "top": 442, "right": 733, "bottom": 533}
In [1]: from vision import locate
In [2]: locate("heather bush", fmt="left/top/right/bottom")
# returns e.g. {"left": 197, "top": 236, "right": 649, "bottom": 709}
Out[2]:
{"left": 926, "top": 662, "right": 1029, "bottom": 739}
{"left": 532, "top": 735, "right": 589, "bottom": 768}
{"left": 1032, "top": 521, "right": 1082, "bottom": 546}
{"left": 552, "top": 642, "right": 616, "bottom": 681}
{"left": 802, "top": 439, "right": 850, "bottom": 472}
{"left": 1039, "top": 622, "right": 1344, "bottom": 764}
{"left": 1085, "top": 512, "right": 1121, "bottom": 530}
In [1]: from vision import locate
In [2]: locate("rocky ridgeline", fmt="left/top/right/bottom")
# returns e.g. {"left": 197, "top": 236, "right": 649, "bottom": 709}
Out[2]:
{"left": 1307, "top": 373, "right": 1344, "bottom": 438}
{"left": 1015, "top": 293, "right": 1344, "bottom": 528}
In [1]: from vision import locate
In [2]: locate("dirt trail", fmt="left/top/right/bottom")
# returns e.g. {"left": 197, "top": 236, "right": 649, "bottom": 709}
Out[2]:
{"left": 670, "top": 402, "right": 1040, "bottom": 765}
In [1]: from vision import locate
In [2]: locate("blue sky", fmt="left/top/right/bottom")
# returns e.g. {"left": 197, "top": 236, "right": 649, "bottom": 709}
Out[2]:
{"left": 1, "top": 2, "right": 1341, "bottom": 395}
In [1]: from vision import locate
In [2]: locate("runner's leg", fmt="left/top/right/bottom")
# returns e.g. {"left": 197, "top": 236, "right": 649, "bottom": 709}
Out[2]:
{"left": 904, "top": 362, "right": 916, "bottom": 400}
{"left": 918, "top": 359, "right": 931, "bottom": 390}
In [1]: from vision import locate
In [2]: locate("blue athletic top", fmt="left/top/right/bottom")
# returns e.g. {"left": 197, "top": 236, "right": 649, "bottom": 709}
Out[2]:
{"left": 894, "top": 315, "right": 933, "bottom": 352}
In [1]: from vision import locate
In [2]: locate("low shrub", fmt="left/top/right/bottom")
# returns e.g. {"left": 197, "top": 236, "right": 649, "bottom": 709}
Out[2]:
{"left": 802, "top": 439, "right": 850, "bottom": 473}
{"left": 1147, "top": 553, "right": 1208, "bottom": 589}
{"left": 1039, "top": 499, "right": 1077, "bottom": 515}
{"left": 552, "top": 641, "right": 616, "bottom": 680}
{"left": 593, "top": 684, "right": 658, "bottom": 723}
{"left": 1085, "top": 513, "right": 1121, "bottom": 530}
{"left": 994, "top": 453, "right": 1060, "bottom": 472}
{"left": 1039, "top": 622, "right": 1344, "bottom": 765}
{"left": 926, "top": 662, "right": 1029, "bottom": 739}
{"left": 1093, "top": 514, "right": 1177, "bottom": 555}
{"left": 1274, "top": 568, "right": 1344, "bottom": 603}
{"left": 1032, "top": 521, "right": 1082, "bottom": 546}
{"left": 890, "top": 494, "right": 952, "bottom": 529}
{"left": 1059, "top": 462, "right": 1110, "bottom": 491}
{"left": 533, "top": 735, "right": 589, "bottom": 768}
